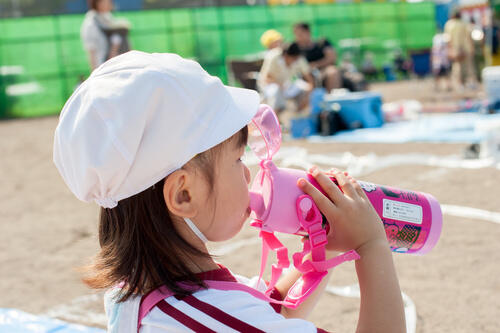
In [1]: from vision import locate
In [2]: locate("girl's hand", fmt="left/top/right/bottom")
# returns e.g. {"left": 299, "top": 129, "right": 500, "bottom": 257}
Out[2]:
{"left": 297, "top": 166, "right": 388, "bottom": 254}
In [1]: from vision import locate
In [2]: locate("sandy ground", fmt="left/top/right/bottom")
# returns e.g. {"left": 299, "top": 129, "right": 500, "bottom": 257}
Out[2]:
{"left": 1, "top": 79, "right": 499, "bottom": 332}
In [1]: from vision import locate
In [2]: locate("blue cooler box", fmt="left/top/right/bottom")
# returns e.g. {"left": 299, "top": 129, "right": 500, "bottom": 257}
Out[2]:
{"left": 290, "top": 116, "right": 318, "bottom": 138}
{"left": 290, "top": 88, "right": 325, "bottom": 138}
{"left": 323, "top": 91, "right": 384, "bottom": 129}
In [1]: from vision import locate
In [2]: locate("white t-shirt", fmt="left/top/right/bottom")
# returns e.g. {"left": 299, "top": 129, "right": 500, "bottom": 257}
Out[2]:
{"left": 258, "top": 48, "right": 310, "bottom": 89}
{"left": 80, "top": 10, "right": 123, "bottom": 68}
{"left": 104, "top": 266, "right": 328, "bottom": 332}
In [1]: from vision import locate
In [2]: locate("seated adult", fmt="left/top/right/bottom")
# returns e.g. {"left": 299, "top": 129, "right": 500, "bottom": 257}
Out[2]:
{"left": 292, "top": 22, "right": 342, "bottom": 92}
{"left": 258, "top": 43, "right": 314, "bottom": 114}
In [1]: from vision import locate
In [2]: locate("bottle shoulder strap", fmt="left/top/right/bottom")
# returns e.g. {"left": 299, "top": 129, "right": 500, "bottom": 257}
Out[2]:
{"left": 137, "top": 280, "right": 297, "bottom": 331}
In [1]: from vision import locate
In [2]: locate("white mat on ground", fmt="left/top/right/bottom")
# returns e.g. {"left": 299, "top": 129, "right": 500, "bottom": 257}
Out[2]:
{"left": 0, "top": 308, "right": 105, "bottom": 333}
{"left": 307, "top": 113, "right": 500, "bottom": 143}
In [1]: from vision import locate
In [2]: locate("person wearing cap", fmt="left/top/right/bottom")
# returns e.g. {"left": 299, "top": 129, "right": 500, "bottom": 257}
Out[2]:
{"left": 53, "top": 51, "right": 405, "bottom": 332}
{"left": 261, "top": 29, "right": 284, "bottom": 51}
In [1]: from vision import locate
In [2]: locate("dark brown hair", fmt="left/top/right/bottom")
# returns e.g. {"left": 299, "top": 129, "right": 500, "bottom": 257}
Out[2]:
{"left": 87, "top": 0, "right": 100, "bottom": 10}
{"left": 83, "top": 126, "right": 248, "bottom": 302}
{"left": 294, "top": 22, "right": 311, "bottom": 32}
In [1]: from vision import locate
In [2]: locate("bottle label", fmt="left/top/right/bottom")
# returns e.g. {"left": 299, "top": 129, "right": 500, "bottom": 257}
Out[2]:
{"left": 361, "top": 182, "right": 432, "bottom": 253}
{"left": 382, "top": 199, "right": 423, "bottom": 225}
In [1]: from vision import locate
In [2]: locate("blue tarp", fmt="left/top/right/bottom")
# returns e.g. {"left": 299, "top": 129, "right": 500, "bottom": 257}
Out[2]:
{"left": 308, "top": 113, "right": 500, "bottom": 144}
{"left": 0, "top": 308, "right": 105, "bottom": 333}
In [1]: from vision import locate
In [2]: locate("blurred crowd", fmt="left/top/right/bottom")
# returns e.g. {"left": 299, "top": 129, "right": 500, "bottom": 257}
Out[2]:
{"left": 433, "top": 9, "right": 491, "bottom": 93}
{"left": 78, "top": 1, "right": 493, "bottom": 120}
{"left": 257, "top": 22, "right": 372, "bottom": 119}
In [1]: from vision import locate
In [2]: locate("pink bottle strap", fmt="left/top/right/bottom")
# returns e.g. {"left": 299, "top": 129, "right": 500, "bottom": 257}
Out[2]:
{"left": 138, "top": 285, "right": 175, "bottom": 330}
{"left": 258, "top": 231, "right": 290, "bottom": 295}
{"left": 282, "top": 195, "right": 360, "bottom": 304}
{"left": 137, "top": 280, "right": 298, "bottom": 330}
{"left": 295, "top": 195, "right": 361, "bottom": 271}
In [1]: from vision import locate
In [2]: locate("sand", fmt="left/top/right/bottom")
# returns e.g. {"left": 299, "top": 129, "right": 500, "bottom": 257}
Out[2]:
{"left": 1, "top": 80, "right": 499, "bottom": 332}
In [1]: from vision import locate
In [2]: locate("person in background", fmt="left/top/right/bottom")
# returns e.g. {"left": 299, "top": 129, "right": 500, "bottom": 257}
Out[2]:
{"left": 470, "top": 18, "right": 485, "bottom": 82}
{"left": 339, "top": 52, "right": 367, "bottom": 91}
{"left": 260, "top": 29, "right": 284, "bottom": 51}
{"left": 258, "top": 42, "right": 314, "bottom": 116}
{"left": 444, "top": 10, "right": 477, "bottom": 91}
{"left": 393, "top": 49, "right": 411, "bottom": 79}
{"left": 431, "top": 29, "right": 451, "bottom": 91}
{"left": 361, "top": 52, "right": 378, "bottom": 81}
{"left": 81, "top": 0, "right": 131, "bottom": 70}
{"left": 292, "top": 22, "right": 342, "bottom": 92}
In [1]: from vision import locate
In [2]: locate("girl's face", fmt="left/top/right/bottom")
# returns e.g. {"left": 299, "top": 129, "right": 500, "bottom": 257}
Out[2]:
{"left": 96, "top": 0, "right": 113, "bottom": 13}
{"left": 200, "top": 141, "right": 251, "bottom": 242}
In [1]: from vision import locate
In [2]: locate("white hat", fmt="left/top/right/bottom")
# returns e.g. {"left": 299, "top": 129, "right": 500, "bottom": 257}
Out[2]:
{"left": 53, "top": 51, "right": 259, "bottom": 208}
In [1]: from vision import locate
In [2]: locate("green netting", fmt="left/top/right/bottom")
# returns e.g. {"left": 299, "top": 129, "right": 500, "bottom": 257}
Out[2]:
{"left": 193, "top": 7, "right": 219, "bottom": 28}
{"left": 6, "top": 78, "right": 65, "bottom": 118}
{"left": 360, "top": 21, "right": 399, "bottom": 43}
{"left": 57, "top": 14, "right": 85, "bottom": 36}
{"left": 168, "top": 9, "right": 194, "bottom": 30}
{"left": 269, "top": 5, "right": 316, "bottom": 27}
{"left": 0, "top": 16, "right": 56, "bottom": 40}
{"left": 313, "top": 3, "right": 358, "bottom": 23}
{"left": 120, "top": 10, "right": 167, "bottom": 30}
{"left": 397, "top": 1, "right": 435, "bottom": 19}
{"left": 0, "top": 2, "right": 436, "bottom": 119}
{"left": 400, "top": 19, "right": 436, "bottom": 49}
{"left": 359, "top": 2, "right": 397, "bottom": 21}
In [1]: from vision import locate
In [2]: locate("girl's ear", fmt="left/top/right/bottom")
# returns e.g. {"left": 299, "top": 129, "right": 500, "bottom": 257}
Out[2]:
{"left": 163, "top": 169, "right": 197, "bottom": 218}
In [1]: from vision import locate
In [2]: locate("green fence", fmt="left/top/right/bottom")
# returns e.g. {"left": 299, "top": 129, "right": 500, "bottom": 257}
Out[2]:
{"left": 0, "top": 2, "right": 435, "bottom": 118}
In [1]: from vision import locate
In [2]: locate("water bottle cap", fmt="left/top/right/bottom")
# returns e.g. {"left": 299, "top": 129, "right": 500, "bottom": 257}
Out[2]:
{"left": 248, "top": 105, "right": 282, "bottom": 161}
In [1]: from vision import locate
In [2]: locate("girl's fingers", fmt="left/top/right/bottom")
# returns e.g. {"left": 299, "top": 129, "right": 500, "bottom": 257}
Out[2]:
{"left": 352, "top": 178, "right": 367, "bottom": 198}
{"left": 333, "top": 169, "right": 358, "bottom": 199}
{"left": 297, "top": 177, "right": 339, "bottom": 218}
{"left": 309, "top": 166, "right": 344, "bottom": 204}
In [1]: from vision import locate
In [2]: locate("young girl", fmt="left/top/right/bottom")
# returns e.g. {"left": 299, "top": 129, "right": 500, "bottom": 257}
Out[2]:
{"left": 53, "top": 51, "right": 405, "bottom": 332}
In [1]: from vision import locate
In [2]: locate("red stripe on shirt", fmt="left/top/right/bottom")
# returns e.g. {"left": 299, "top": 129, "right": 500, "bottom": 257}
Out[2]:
{"left": 317, "top": 328, "right": 331, "bottom": 333}
{"left": 196, "top": 265, "right": 238, "bottom": 282}
{"left": 176, "top": 295, "right": 265, "bottom": 333}
{"left": 268, "top": 286, "right": 283, "bottom": 313}
{"left": 156, "top": 299, "right": 216, "bottom": 333}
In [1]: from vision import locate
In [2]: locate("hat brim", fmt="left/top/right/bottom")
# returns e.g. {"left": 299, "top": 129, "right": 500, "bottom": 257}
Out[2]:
{"left": 206, "top": 85, "right": 260, "bottom": 149}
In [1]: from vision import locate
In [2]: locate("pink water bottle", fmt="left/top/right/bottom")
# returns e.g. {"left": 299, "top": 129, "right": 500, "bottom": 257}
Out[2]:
{"left": 249, "top": 104, "right": 442, "bottom": 255}
{"left": 355, "top": 181, "right": 442, "bottom": 254}
{"left": 246, "top": 104, "right": 442, "bottom": 309}
{"left": 308, "top": 176, "right": 442, "bottom": 254}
